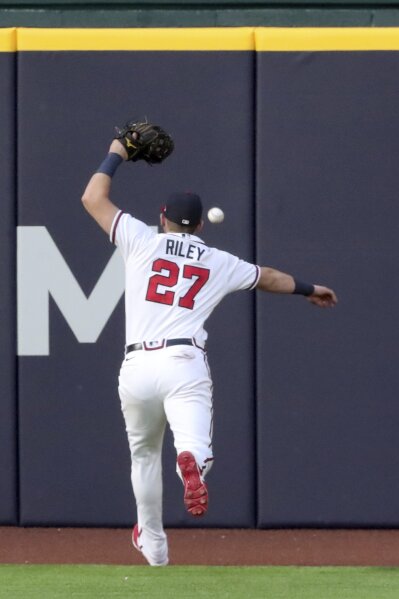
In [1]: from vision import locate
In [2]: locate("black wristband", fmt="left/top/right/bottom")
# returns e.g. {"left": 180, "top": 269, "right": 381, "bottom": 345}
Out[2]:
{"left": 96, "top": 152, "right": 123, "bottom": 177}
{"left": 293, "top": 279, "right": 315, "bottom": 296}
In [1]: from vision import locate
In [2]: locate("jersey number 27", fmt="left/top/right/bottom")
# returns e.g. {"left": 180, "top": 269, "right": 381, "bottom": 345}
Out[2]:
{"left": 146, "top": 258, "right": 210, "bottom": 310}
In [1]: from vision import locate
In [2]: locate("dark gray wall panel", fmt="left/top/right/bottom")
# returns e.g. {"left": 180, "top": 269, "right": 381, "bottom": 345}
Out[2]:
{"left": 257, "top": 52, "right": 399, "bottom": 526}
{"left": 0, "top": 52, "right": 17, "bottom": 524}
{"left": 0, "top": 9, "right": 386, "bottom": 28}
{"left": 18, "top": 50, "right": 255, "bottom": 526}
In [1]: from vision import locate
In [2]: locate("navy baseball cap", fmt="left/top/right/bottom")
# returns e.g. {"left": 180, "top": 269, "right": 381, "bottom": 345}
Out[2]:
{"left": 162, "top": 192, "right": 203, "bottom": 226}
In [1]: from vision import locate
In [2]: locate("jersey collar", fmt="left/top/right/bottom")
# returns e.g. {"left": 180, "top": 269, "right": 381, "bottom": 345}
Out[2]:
{"left": 167, "top": 232, "right": 205, "bottom": 244}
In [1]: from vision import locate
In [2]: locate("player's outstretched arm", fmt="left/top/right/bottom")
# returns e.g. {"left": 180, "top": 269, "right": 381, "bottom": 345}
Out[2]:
{"left": 81, "top": 140, "right": 127, "bottom": 236}
{"left": 256, "top": 267, "right": 338, "bottom": 308}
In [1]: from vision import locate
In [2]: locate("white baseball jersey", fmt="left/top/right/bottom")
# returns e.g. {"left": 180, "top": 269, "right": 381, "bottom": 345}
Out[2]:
{"left": 110, "top": 210, "right": 260, "bottom": 347}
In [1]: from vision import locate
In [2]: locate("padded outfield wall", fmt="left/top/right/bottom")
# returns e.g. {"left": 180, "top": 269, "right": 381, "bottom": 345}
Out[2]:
{"left": 2, "top": 27, "right": 399, "bottom": 527}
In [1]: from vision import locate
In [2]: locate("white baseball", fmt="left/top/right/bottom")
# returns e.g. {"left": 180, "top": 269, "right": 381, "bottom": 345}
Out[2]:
{"left": 207, "top": 207, "right": 225, "bottom": 224}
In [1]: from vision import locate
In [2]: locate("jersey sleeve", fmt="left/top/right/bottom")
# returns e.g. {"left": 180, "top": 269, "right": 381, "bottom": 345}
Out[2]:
{"left": 222, "top": 251, "right": 260, "bottom": 293}
{"left": 110, "top": 210, "right": 156, "bottom": 261}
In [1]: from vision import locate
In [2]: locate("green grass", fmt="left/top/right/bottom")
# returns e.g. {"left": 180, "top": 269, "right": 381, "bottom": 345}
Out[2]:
{"left": 0, "top": 565, "right": 399, "bottom": 599}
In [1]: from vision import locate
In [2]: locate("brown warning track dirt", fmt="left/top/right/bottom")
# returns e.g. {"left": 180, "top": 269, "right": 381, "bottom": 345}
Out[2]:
{"left": 1, "top": 528, "right": 399, "bottom": 566}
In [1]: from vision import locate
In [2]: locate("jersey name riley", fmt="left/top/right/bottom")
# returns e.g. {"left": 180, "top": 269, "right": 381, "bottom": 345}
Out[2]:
{"left": 165, "top": 238, "right": 205, "bottom": 261}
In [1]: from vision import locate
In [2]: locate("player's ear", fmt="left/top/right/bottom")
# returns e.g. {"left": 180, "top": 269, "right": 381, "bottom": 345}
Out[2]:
{"left": 196, "top": 219, "right": 204, "bottom": 233}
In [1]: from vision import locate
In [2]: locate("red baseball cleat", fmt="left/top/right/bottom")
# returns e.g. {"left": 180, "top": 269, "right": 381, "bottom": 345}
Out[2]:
{"left": 132, "top": 524, "right": 143, "bottom": 553}
{"left": 177, "top": 451, "right": 208, "bottom": 516}
{"left": 131, "top": 524, "right": 168, "bottom": 567}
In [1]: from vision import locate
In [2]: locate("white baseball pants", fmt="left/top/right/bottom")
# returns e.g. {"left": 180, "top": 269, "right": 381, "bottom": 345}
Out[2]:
{"left": 118, "top": 344, "right": 214, "bottom": 566}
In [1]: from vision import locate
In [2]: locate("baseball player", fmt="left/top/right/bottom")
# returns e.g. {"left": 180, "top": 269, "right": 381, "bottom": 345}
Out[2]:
{"left": 81, "top": 122, "right": 338, "bottom": 567}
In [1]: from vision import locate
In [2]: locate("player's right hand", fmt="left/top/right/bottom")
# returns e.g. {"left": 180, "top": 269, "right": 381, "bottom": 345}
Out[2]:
{"left": 307, "top": 285, "right": 338, "bottom": 308}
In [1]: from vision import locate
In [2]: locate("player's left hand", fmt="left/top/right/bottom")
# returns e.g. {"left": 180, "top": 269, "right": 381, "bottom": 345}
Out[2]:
{"left": 109, "top": 139, "right": 129, "bottom": 160}
{"left": 114, "top": 120, "right": 174, "bottom": 164}
{"left": 307, "top": 285, "right": 338, "bottom": 308}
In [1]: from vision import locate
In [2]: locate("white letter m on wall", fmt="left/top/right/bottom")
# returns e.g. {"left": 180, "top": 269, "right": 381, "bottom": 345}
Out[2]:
{"left": 17, "top": 227, "right": 125, "bottom": 356}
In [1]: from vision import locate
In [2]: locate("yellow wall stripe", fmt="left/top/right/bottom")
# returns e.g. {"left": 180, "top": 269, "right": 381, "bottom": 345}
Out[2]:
{"left": 17, "top": 27, "right": 255, "bottom": 51}
{"left": 256, "top": 27, "right": 399, "bottom": 51}
{"left": 2, "top": 27, "right": 399, "bottom": 52}
{"left": 0, "top": 28, "right": 16, "bottom": 52}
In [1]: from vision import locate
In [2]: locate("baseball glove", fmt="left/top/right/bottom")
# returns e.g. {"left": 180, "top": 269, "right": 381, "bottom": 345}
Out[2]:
{"left": 114, "top": 120, "right": 174, "bottom": 164}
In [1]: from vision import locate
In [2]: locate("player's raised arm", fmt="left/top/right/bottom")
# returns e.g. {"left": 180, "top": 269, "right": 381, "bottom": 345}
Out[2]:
{"left": 82, "top": 120, "right": 174, "bottom": 235}
{"left": 256, "top": 266, "right": 338, "bottom": 308}
{"left": 81, "top": 140, "right": 126, "bottom": 235}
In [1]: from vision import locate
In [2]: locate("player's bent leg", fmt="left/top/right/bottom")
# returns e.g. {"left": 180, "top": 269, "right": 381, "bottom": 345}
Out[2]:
{"left": 161, "top": 346, "right": 214, "bottom": 517}
{"left": 169, "top": 400, "right": 213, "bottom": 518}
{"left": 164, "top": 352, "right": 214, "bottom": 461}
